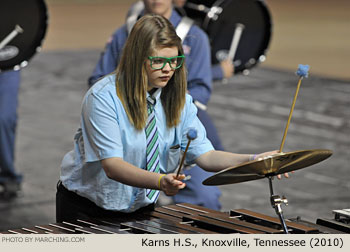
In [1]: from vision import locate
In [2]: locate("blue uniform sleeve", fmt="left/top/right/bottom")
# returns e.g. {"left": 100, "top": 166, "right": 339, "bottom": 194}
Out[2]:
{"left": 88, "top": 27, "right": 128, "bottom": 87}
{"left": 184, "top": 26, "right": 212, "bottom": 105}
{"left": 81, "top": 87, "right": 124, "bottom": 162}
{"left": 180, "top": 95, "right": 214, "bottom": 164}
{"left": 211, "top": 63, "right": 224, "bottom": 81}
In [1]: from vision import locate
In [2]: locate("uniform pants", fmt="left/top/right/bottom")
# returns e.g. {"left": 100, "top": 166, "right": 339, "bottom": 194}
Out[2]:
{"left": 56, "top": 181, "right": 154, "bottom": 222}
{"left": 0, "top": 70, "right": 22, "bottom": 184}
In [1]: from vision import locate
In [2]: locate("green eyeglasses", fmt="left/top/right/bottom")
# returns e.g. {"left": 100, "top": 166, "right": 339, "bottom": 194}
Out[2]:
{"left": 148, "top": 55, "right": 185, "bottom": 70}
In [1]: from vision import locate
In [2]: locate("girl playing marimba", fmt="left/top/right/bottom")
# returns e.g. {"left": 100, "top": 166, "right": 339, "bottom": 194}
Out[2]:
{"left": 56, "top": 14, "right": 277, "bottom": 222}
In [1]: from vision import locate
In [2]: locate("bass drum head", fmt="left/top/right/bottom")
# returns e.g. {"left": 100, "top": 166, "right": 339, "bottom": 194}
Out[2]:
{"left": 0, "top": 0, "right": 48, "bottom": 72}
{"left": 184, "top": 0, "right": 272, "bottom": 74}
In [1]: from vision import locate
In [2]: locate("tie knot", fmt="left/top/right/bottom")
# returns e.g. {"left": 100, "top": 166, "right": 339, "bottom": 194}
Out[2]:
{"left": 147, "top": 96, "right": 156, "bottom": 105}
{"left": 147, "top": 96, "right": 156, "bottom": 114}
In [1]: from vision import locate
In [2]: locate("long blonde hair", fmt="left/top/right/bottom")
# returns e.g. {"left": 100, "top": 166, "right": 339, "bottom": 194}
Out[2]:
{"left": 116, "top": 14, "right": 187, "bottom": 130}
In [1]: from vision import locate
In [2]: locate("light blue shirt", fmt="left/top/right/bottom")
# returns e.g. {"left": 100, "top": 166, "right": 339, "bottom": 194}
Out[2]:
{"left": 60, "top": 74, "right": 214, "bottom": 212}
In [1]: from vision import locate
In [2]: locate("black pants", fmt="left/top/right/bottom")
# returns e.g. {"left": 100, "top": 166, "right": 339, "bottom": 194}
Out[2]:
{"left": 56, "top": 181, "right": 154, "bottom": 222}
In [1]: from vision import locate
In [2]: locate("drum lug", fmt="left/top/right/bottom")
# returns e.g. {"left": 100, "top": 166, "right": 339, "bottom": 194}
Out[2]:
{"left": 207, "top": 6, "right": 223, "bottom": 21}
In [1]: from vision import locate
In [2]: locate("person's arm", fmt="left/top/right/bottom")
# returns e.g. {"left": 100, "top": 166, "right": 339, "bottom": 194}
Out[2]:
{"left": 195, "top": 150, "right": 275, "bottom": 172}
{"left": 212, "top": 60, "right": 235, "bottom": 81}
{"left": 185, "top": 26, "right": 212, "bottom": 105}
{"left": 101, "top": 157, "right": 186, "bottom": 196}
{"left": 195, "top": 150, "right": 290, "bottom": 179}
{"left": 88, "top": 28, "right": 127, "bottom": 87}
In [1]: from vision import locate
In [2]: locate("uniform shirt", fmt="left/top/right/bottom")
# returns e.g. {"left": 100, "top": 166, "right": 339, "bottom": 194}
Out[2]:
{"left": 60, "top": 74, "right": 214, "bottom": 212}
{"left": 88, "top": 9, "right": 212, "bottom": 105}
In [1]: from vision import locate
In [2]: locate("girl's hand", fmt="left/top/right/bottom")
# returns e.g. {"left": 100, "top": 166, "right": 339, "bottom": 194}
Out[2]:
{"left": 255, "top": 151, "right": 294, "bottom": 179}
{"left": 159, "top": 173, "right": 186, "bottom": 196}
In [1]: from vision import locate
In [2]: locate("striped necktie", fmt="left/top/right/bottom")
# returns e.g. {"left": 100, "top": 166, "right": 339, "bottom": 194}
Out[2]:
{"left": 145, "top": 96, "right": 160, "bottom": 201}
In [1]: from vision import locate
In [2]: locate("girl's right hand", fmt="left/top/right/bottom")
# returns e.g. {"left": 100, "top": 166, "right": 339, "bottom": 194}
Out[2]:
{"left": 159, "top": 173, "right": 186, "bottom": 196}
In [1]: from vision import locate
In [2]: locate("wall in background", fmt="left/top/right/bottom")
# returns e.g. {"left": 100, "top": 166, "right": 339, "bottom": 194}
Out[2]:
{"left": 42, "top": 0, "right": 350, "bottom": 80}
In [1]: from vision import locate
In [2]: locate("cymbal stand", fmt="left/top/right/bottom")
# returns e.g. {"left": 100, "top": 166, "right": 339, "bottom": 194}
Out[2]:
{"left": 268, "top": 176, "right": 289, "bottom": 234}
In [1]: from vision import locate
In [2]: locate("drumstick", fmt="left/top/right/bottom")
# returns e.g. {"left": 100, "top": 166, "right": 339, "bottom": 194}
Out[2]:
{"left": 0, "top": 25, "right": 24, "bottom": 50}
{"left": 222, "top": 23, "right": 245, "bottom": 84}
{"left": 176, "top": 129, "right": 197, "bottom": 179}
{"left": 228, "top": 23, "right": 245, "bottom": 61}
{"left": 279, "top": 64, "right": 310, "bottom": 153}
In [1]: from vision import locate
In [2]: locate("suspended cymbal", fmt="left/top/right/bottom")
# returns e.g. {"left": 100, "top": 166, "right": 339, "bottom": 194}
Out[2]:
{"left": 203, "top": 149, "right": 332, "bottom": 186}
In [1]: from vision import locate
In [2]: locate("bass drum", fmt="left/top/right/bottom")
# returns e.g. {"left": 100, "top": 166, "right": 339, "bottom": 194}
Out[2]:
{"left": 0, "top": 0, "right": 48, "bottom": 72}
{"left": 184, "top": 0, "right": 272, "bottom": 74}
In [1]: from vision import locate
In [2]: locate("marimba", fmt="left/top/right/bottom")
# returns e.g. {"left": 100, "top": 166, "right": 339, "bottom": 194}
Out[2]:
{"left": 1, "top": 203, "right": 349, "bottom": 234}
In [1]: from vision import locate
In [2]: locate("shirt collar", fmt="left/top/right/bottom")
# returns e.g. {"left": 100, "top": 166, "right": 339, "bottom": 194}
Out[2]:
{"left": 147, "top": 88, "right": 161, "bottom": 105}
{"left": 169, "top": 8, "right": 181, "bottom": 27}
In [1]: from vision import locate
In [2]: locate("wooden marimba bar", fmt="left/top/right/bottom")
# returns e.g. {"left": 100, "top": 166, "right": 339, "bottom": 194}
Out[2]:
{"left": 1, "top": 203, "right": 349, "bottom": 234}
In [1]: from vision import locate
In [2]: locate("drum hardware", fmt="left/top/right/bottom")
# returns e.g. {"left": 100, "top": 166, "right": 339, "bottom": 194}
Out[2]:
{"left": 185, "top": 2, "right": 223, "bottom": 21}
{"left": 0, "top": 25, "right": 24, "bottom": 50}
{"left": 207, "top": 6, "right": 223, "bottom": 21}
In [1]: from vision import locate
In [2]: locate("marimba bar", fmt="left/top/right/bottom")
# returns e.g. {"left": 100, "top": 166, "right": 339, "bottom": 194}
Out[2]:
{"left": 1, "top": 203, "right": 349, "bottom": 234}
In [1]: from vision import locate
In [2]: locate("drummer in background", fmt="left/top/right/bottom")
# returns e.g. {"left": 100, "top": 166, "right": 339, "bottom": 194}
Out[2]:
{"left": 0, "top": 70, "right": 23, "bottom": 199}
{"left": 88, "top": 0, "right": 224, "bottom": 210}
{"left": 57, "top": 14, "right": 277, "bottom": 222}
{"left": 173, "top": 0, "right": 235, "bottom": 80}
